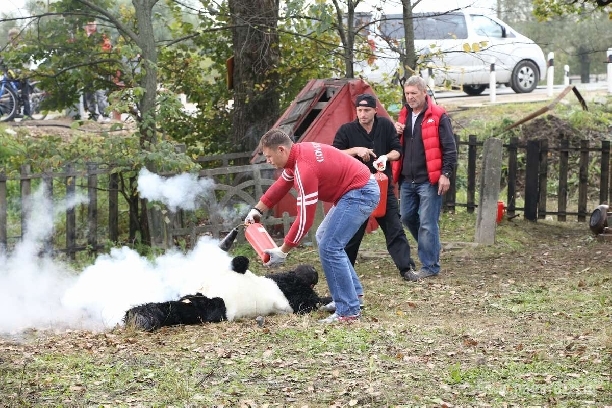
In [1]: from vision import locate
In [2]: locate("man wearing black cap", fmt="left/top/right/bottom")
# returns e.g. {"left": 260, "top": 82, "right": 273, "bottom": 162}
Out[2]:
{"left": 328, "top": 93, "right": 418, "bottom": 299}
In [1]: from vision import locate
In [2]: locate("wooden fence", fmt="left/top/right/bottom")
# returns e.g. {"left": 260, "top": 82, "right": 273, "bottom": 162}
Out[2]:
{"left": 446, "top": 136, "right": 611, "bottom": 221}
{"left": 1, "top": 136, "right": 609, "bottom": 256}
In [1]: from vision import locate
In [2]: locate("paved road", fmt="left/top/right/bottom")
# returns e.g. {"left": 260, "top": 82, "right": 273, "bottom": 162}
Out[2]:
{"left": 433, "top": 82, "right": 610, "bottom": 108}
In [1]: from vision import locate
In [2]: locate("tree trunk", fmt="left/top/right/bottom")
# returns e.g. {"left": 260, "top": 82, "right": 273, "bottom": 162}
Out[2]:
{"left": 133, "top": 0, "right": 163, "bottom": 246}
{"left": 401, "top": 0, "right": 417, "bottom": 80}
{"left": 577, "top": 45, "right": 591, "bottom": 83}
{"left": 133, "top": 0, "right": 159, "bottom": 146}
{"left": 229, "top": 0, "right": 281, "bottom": 151}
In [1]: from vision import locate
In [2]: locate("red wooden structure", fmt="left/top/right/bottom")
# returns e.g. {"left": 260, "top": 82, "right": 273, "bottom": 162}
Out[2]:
{"left": 252, "top": 78, "right": 393, "bottom": 231}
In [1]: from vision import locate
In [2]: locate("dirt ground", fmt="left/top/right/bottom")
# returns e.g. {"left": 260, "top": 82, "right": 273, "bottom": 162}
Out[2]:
{"left": 4, "top": 116, "right": 135, "bottom": 141}
{"left": 1, "top": 214, "right": 610, "bottom": 406}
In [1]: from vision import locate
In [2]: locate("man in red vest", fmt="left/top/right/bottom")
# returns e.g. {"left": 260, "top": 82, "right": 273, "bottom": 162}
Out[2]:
{"left": 392, "top": 76, "right": 457, "bottom": 279}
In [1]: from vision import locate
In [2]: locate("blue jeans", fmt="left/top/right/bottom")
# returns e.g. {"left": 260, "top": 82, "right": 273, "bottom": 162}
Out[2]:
{"left": 315, "top": 178, "right": 379, "bottom": 316}
{"left": 399, "top": 181, "right": 442, "bottom": 274}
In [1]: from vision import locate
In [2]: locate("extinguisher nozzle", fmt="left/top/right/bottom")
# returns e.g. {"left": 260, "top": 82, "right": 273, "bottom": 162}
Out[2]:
{"left": 218, "top": 227, "right": 240, "bottom": 251}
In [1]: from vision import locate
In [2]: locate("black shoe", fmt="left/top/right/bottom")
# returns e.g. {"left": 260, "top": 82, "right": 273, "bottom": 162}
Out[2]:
{"left": 402, "top": 269, "right": 420, "bottom": 282}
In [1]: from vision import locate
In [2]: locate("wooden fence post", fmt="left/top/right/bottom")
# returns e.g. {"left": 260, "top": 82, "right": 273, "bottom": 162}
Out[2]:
{"left": 65, "top": 164, "right": 76, "bottom": 260}
{"left": 20, "top": 165, "right": 31, "bottom": 238}
{"left": 538, "top": 139, "right": 549, "bottom": 219}
{"left": 578, "top": 140, "right": 589, "bottom": 222}
{"left": 557, "top": 139, "right": 569, "bottom": 221}
{"left": 506, "top": 136, "right": 518, "bottom": 217}
{"left": 601, "top": 140, "right": 610, "bottom": 205}
{"left": 475, "top": 138, "right": 503, "bottom": 245}
{"left": 87, "top": 163, "right": 98, "bottom": 255}
{"left": 467, "top": 135, "right": 477, "bottom": 213}
{"left": 0, "top": 172, "right": 7, "bottom": 250}
{"left": 43, "top": 170, "right": 54, "bottom": 255}
{"left": 524, "top": 140, "right": 540, "bottom": 221}
{"left": 444, "top": 134, "right": 459, "bottom": 213}
{"left": 109, "top": 172, "right": 119, "bottom": 243}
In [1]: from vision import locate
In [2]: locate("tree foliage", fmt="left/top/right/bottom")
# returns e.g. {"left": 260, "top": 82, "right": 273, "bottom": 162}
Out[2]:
{"left": 533, "top": 0, "right": 612, "bottom": 18}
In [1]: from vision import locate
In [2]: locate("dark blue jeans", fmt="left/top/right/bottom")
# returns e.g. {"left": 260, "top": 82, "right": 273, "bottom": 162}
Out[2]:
{"left": 399, "top": 181, "right": 442, "bottom": 274}
{"left": 315, "top": 178, "right": 379, "bottom": 316}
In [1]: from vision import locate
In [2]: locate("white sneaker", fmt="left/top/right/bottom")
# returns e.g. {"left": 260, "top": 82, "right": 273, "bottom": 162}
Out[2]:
{"left": 317, "top": 312, "right": 360, "bottom": 324}
{"left": 319, "top": 296, "right": 364, "bottom": 313}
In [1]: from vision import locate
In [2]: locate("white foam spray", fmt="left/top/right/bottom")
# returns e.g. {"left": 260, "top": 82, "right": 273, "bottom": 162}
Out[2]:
{"left": 0, "top": 170, "right": 238, "bottom": 334}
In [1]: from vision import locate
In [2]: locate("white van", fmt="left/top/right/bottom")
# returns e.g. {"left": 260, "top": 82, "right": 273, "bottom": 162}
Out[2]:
{"left": 356, "top": 10, "right": 547, "bottom": 95}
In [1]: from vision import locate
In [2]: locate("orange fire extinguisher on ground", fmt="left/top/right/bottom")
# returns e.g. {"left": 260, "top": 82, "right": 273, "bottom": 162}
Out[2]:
{"left": 371, "top": 171, "right": 388, "bottom": 218}
{"left": 245, "top": 223, "right": 278, "bottom": 263}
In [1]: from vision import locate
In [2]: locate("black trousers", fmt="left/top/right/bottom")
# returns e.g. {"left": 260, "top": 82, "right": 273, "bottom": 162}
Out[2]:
{"left": 19, "top": 79, "right": 30, "bottom": 116}
{"left": 345, "top": 184, "right": 415, "bottom": 275}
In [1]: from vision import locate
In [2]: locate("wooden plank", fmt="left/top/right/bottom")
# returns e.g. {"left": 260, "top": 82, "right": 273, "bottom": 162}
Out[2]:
{"left": 538, "top": 139, "right": 548, "bottom": 219}
{"left": 109, "top": 173, "right": 119, "bottom": 243}
{"left": 506, "top": 137, "right": 518, "bottom": 217}
{"left": 65, "top": 164, "right": 76, "bottom": 260}
{"left": 578, "top": 140, "right": 589, "bottom": 222}
{"left": 600, "top": 140, "right": 610, "bottom": 205}
{"left": 88, "top": 163, "right": 98, "bottom": 255}
{"left": 0, "top": 172, "right": 6, "bottom": 249}
{"left": 467, "top": 135, "right": 477, "bottom": 213}
{"left": 557, "top": 139, "right": 569, "bottom": 221}
{"left": 43, "top": 173, "right": 54, "bottom": 255}
{"left": 20, "top": 165, "right": 31, "bottom": 238}
{"left": 524, "top": 140, "right": 540, "bottom": 221}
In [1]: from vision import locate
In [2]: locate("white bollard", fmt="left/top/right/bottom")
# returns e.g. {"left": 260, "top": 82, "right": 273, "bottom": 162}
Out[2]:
{"left": 78, "top": 94, "right": 86, "bottom": 119}
{"left": 607, "top": 48, "right": 612, "bottom": 94}
{"left": 427, "top": 66, "right": 435, "bottom": 96}
{"left": 421, "top": 66, "right": 430, "bottom": 85}
{"left": 546, "top": 52, "right": 554, "bottom": 97}
{"left": 564, "top": 65, "right": 570, "bottom": 86}
{"left": 489, "top": 58, "right": 496, "bottom": 103}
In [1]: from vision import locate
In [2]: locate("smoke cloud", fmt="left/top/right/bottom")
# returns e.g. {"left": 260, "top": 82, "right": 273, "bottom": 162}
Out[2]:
{"left": 137, "top": 168, "right": 216, "bottom": 211}
{"left": 0, "top": 171, "right": 235, "bottom": 335}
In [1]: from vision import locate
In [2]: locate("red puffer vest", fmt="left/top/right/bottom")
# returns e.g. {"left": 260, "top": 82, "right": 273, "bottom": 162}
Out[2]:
{"left": 392, "top": 96, "right": 446, "bottom": 185}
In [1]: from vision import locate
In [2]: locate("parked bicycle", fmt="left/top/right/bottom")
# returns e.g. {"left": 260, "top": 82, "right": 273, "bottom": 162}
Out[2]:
{"left": 0, "top": 68, "right": 47, "bottom": 122}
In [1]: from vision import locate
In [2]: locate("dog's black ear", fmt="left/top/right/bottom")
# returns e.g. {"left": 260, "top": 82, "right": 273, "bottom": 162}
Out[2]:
{"left": 231, "top": 256, "right": 250, "bottom": 274}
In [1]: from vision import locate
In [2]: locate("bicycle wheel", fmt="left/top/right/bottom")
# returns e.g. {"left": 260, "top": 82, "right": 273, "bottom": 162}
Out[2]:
{"left": 0, "top": 84, "right": 18, "bottom": 122}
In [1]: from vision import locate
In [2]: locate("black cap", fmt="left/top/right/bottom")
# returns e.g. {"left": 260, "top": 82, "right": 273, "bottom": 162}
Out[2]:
{"left": 355, "top": 93, "right": 377, "bottom": 108}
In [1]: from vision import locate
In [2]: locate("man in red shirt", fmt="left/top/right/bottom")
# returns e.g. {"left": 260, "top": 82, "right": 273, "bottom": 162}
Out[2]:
{"left": 245, "top": 129, "right": 380, "bottom": 323}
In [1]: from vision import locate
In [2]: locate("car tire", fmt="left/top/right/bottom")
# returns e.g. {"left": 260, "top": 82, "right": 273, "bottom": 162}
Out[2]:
{"left": 510, "top": 60, "right": 539, "bottom": 93}
{"left": 462, "top": 84, "right": 487, "bottom": 96}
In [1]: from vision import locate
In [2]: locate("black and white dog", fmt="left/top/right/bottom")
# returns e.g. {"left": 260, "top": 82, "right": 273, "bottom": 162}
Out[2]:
{"left": 124, "top": 256, "right": 326, "bottom": 331}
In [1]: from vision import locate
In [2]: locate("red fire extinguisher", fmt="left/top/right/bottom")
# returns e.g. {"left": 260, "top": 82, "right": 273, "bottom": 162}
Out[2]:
{"left": 245, "top": 223, "right": 278, "bottom": 263}
{"left": 496, "top": 201, "right": 506, "bottom": 224}
{"left": 371, "top": 171, "right": 388, "bottom": 218}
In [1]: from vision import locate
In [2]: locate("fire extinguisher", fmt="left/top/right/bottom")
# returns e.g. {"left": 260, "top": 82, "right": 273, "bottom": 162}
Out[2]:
{"left": 496, "top": 201, "right": 506, "bottom": 224}
{"left": 371, "top": 171, "right": 388, "bottom": 218}
{"left": 218, "top": 222, "right": 278, "bottom": 264}
{"left": 245, "top": 223, "right": 278, "bottom": 263}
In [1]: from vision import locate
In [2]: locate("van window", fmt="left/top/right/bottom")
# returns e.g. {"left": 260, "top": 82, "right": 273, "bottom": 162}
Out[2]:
{"left": 380, "top": 13, "right": 468, "bottom": 41}
{"left": 470, "top": 15, "right": 507, "bottom": 38}
{"left": 414, "top": 14, "right": 468, "bottom": 40}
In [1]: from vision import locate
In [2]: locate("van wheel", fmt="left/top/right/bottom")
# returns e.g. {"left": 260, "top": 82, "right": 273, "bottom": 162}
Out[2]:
{"left": 510, "top": 60, "right": 539, "bottom": 93}
{"left": 462, "top": 84, "right": 487, "bottom": 96}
